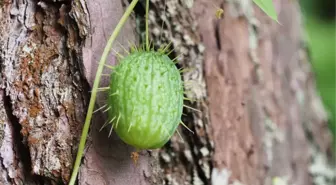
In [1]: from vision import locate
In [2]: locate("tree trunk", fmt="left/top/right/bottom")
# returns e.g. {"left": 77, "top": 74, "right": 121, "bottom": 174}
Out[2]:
{"left": 0, "top": 0, "right": 334, "bottom": 185}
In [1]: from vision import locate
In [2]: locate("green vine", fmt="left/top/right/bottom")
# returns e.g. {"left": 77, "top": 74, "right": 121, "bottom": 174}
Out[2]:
{"left": 69, "top": 0, "right": 139, "bottom": 184}
{"left": 69, "top": 0, "right": 278, "bottom": 184}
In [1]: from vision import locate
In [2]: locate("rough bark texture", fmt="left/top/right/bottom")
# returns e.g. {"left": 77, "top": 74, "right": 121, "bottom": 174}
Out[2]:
{"left": 197, "top": 1, "right": 312, "bottom": 184}
{"left": 0, "top": 0, "right": 334, "bottom": 185}
{"left": 0, "top": 0, "right": 89, "bottom": 183}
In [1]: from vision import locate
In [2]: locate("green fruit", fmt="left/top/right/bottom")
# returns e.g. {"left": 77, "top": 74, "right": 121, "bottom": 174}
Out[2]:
{"left": 108, "top": 51, "right": 183, "bottom": 149}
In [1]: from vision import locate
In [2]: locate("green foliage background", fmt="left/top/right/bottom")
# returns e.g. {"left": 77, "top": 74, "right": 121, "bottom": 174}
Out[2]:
{"left": 300, "top": 0, "right": 335, "bottom": 143}
{"left": 252, "top": 0, "right": 335, "bottom": 145}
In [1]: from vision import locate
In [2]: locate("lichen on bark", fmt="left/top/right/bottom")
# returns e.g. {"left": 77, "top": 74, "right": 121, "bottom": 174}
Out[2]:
{"left": 0, "top": 0, "right": 333, "bottom": 185}
{"left": 0, "top": 0, "right": 89, "bottom": 183}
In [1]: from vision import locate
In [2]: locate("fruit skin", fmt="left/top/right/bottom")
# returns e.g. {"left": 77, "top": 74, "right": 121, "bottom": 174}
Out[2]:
{"left": 108, "top": 51, "right": 183, "bottom": 149}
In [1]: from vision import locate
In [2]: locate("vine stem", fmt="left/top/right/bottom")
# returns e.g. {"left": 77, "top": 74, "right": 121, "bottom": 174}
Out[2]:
{"left": 69, "top": 0, "right": 139, "bottom": 184}
{"left": 145, "top": 0, "right": 149, "bottom": 51}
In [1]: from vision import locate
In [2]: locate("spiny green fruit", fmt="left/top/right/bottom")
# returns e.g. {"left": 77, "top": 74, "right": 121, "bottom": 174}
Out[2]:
{"left": 108, "top": 51, "right": 184, "bottom": 149}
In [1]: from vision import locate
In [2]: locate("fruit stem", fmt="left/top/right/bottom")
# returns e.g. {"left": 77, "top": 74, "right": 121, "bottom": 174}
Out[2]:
{"left": 68, "top": 0, "right": 139, "bottom": 184}
{"left": 145, "top": 0, "right": 149, "bottom": 51}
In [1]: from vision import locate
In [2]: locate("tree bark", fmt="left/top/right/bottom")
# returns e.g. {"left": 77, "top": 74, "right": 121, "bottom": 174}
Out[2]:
{"left": 0, "top": 0, "right": 334, "bottom": 185}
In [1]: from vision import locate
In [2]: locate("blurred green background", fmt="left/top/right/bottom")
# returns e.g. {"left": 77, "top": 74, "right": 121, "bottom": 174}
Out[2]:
{"left": 299, "top": 0, "right": 335, "bottom": 144}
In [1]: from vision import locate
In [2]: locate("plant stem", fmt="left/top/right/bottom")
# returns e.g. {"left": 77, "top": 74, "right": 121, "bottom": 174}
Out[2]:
{"left": 146, "top": 0, "right": 149, "bottom": 51}
{"left": 68, "top": 0, "right": 139, "bottom": 184}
